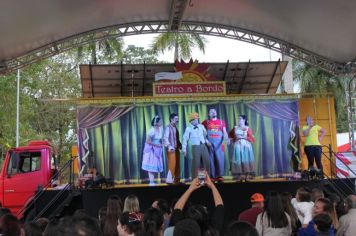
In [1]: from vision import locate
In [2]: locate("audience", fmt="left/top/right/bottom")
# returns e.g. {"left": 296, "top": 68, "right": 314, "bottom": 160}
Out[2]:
{"left": 104, "top": 195, "right": 123, "bottom": 236}
{"left": 124, "top": 195, "right": 141, "bottom": 213}
{"left": 281, "top": 192, "right": 301, "bottom": 235}
{"left": 299, "top": 198, "right": 336, "bottom": 236}
{"left": 142, "top": 207, "right": 164, "bottom": 236}
{"left": 1, "top": 177, "right": 354, "bottom": 236}
{"left": 152, "top": 198, "right": 171, "bottom": 230}
{"left": 169, "top": 172, "right": 224, "bottom": 236}
{"left": 255, "top": 191, "right": 292, "bottom": 236}
{"left": 225, "top": 221, "right": 258, "bottom": 236}
{"left": 291, "top": 187, "right": 314, "bottom": 227}
{"left": 173, "top": 219, "right": 201, "bottom": 236}
{"left": 336, "top": 194, "right": 356, "bottom": 236}
{"left": 238, "top": 193, "right": 264, "bottom": 226}
{"left": 117, "top": 211, "right": 143, "bottom": 236}
{"left": 314, "top": 213, "right": 333, "bottom": 236}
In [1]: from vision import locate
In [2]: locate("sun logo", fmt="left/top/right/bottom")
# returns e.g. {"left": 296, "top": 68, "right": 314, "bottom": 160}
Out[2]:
{"left": 175, "top": 59, "right": 216, "bottom": 82}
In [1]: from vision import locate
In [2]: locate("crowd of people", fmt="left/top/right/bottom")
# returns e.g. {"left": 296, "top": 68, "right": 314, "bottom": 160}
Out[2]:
{"left": 0, "top": 173, "right": 355, "bottom": 236}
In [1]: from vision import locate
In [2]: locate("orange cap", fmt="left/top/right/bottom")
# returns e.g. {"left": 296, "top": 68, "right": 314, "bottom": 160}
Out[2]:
{"left": 250, "top": 193, "right": 264, "bottom": 203}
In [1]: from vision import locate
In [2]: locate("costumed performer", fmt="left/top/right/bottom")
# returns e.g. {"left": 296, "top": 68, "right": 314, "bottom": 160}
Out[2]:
{"left": 229, "top": 115, "right": 256, "bottom": 181}
{"left": 182, "top": 112, "right": 211, "bottom": 178}
{"left": 141, "top": 115, "right": 164, "bottom": 186}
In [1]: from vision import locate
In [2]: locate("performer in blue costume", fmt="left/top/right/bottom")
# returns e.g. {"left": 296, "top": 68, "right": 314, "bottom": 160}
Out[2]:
{"left": 202, "top": 108, "right": 230, "bottom": 182}
{"left": 229, "top": 115, "right": 256, "bottom": 181}
{"left": 142, "top": 116, "right": 164, "bottom": 185}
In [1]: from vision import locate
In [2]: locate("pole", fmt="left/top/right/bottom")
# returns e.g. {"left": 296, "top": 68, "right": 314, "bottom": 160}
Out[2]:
{"left": 16, "top": 67, "right": 20, "bottom": 147}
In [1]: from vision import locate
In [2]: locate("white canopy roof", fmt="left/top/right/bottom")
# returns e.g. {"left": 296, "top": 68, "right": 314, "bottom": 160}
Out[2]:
{"left": 1, "top": 0, "right": 355, "bottom": 74}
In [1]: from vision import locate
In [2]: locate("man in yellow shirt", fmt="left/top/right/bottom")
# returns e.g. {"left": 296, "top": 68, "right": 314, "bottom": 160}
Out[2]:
{"left": 303, "top": 116, "right": 326, "bottom": 175}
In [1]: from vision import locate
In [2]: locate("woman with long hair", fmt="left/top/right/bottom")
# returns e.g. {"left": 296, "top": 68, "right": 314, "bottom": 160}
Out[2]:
{"left": 104, "top": 195, "right": 123, "bottom": 236}
{"left": 256, "top": 192, "right": 292, "bottom": 236}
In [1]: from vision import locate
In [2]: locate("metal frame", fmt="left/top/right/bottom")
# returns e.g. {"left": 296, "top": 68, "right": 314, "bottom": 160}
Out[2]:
{"left": 1, "top": 21, "right": 355, "bottom": 75}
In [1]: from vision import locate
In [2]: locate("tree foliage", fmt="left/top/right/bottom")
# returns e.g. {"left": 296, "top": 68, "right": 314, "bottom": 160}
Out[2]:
{"left": 293, "top": 60, "right": 350, "bottom": 132}
{"left": 151, "top": 32, "right": 207, "bottom": 61}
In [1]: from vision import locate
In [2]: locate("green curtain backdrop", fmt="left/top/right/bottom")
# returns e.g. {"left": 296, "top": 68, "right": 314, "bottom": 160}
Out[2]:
{"left": 81, "top": 99, "right": 298, "bottom": 184}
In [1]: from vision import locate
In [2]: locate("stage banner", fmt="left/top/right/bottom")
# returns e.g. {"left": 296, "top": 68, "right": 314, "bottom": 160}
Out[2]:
{"left": 153, "top": 81, "right": 226, "bottom": 97}
{"left": 77, "top": 99, "right": 299, "bottom": 184}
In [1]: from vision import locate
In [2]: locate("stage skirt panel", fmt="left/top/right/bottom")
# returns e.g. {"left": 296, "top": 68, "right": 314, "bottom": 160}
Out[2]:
{"left": 142, "top": 144, "right": 163, "bottom": 173}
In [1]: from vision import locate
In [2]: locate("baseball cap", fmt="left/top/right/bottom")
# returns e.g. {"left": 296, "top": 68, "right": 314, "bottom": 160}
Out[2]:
{"left": 250, "top": 193, "right": 264, "bottom": 203}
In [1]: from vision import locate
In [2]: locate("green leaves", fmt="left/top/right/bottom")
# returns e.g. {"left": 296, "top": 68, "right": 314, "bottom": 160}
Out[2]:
{"left": 151, "top": 32, "right": 207, "bottom": 61}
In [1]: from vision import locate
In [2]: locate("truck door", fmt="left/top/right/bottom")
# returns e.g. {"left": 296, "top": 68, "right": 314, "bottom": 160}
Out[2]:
{"left": 3, "top": 151, "right": 43, "bottom": 215}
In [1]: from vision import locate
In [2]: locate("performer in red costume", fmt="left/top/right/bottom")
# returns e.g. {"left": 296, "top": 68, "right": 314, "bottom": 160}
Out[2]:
{"left": 202, "top": 108, "right": 230, "bottom": 182}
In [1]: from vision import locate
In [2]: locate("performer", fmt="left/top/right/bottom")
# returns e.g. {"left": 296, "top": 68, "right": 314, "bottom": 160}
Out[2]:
{"left": 163, "top": 113, "right": 182, "bottom": 184}
{"left": 141, "top": 116, "right": 163, "bottom": 186}
{"left": 302, "top": 116, "right": 325, "bottom": 174}
{"left": 229, "top": 115, "right": 256, "bottom": 181}
{"left": 202, "top": 108, "right": 229, "bottom": 182}
{"left": 182, "top": 112, "right": 211, "bottom": 178}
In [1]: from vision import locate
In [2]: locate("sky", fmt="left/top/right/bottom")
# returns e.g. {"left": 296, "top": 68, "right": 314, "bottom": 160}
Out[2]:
{"left": 123, "top": 34, "right": 281, "bottom": 63}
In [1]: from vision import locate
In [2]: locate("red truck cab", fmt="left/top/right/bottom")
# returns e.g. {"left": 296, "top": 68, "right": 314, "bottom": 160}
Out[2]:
{"left": 0, "top": 141, "right": 54, "bottom": 218}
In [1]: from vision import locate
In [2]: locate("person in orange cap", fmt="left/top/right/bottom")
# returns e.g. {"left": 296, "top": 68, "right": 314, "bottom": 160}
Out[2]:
{"left": 182, "top": 112, "right": 211, "bottom": 178}
{"left": 238, "top": 193, "right": 265, "bottom": 226}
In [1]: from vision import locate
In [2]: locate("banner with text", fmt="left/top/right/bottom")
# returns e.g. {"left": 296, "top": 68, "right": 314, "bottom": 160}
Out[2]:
{"left": 153, "top": 81, "right": 226, "bottom": 97}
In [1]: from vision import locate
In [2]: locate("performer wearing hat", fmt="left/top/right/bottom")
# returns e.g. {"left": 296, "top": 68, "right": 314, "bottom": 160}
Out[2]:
{"left": 182, "top": 112, "right": 211, "bottom": 178}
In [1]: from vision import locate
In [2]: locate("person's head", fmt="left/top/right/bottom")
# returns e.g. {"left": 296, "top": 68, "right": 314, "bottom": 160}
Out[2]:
{"left": 143, "top": 208, "right": 164, "bottom": 236}
{"left": 123, "top": 195, "right": 140, "bottom": 213}
{"left": 185, "top": 204, "right": 215, "bottom": 235}
{"left": 344, "top": 194, "right": 356, "bottom": 212}
{"left": 239, "top": 115, "right": 248, "bottom": 126}
{"left": 313, "top": 213, "right": 332, "bottom": 233}
{"left": 152, "top": 199, "right": 171, "bottom": 216}
{"left": 50, "top": 215, "right": 102, "bottom": 236}
{"left": 225, "top": 221, "right": 258, "bottom": 236}
{"left": 312, "top": 188, "right": 325, "bottom": 202}
{"left": 169, "top": 113, "right": 179, "bottom": 125}
{"left": 173, "top": 219, "right": 201, "bottom": 236}
{"left": 263, "top": 191, "right": 289, "bottom": 228}
{"left": 106, "top": 195, "right": 123, "bottom": 219}
{"left": 0, "top": 213, "right": 23, "bottom": 236}
{"left": 296, "top": 187, "right": 312, "bottom": 202}
{"left": 189, "top": 112, "right": 199, "bottom": 126}
{"left": 313, "top": 198, "right": 333, "bottom": 216}
{"left": 306, "top": 115, "right": 314, "bottom": 126}
{"left": 117, "top": 212, "right": 143, "bottom": 236}
{"left": 250, "top": 193, "right": 264, "bottom": 208}
{"left": 151, "top": 115, "right": 162, "bottom": 127}
{"left": 208, "top": 108, "right": 217, "bottom": 119}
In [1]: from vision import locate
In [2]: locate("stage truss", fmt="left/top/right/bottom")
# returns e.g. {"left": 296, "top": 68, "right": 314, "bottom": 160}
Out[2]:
{"left": 1, "top": 21, "right": 354, "bottom": 76}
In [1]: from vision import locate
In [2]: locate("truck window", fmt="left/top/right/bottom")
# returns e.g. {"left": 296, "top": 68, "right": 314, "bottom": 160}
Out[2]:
{"left": 7, "top": 152, "right": 41, "bottom": 175}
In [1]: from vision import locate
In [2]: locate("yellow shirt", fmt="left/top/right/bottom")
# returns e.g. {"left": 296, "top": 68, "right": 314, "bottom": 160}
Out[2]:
{"left": 303, "top": 125, "right": 322, "bottom": 146}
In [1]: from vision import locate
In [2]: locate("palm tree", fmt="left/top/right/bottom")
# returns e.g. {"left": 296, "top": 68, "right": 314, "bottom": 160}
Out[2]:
{"left": 151, "top": 32, "right": 207, "bottom": 61}
{"left": 77, "top": 36, "right": 124, "bottom": 64}
{"left": 293, "top": 60, "right": 350, "bottom": 132}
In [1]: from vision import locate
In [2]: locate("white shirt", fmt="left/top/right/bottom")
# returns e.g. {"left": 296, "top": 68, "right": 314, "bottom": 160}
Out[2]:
{"left": 182, "top": 124, "right": 207, "bottom": 152}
